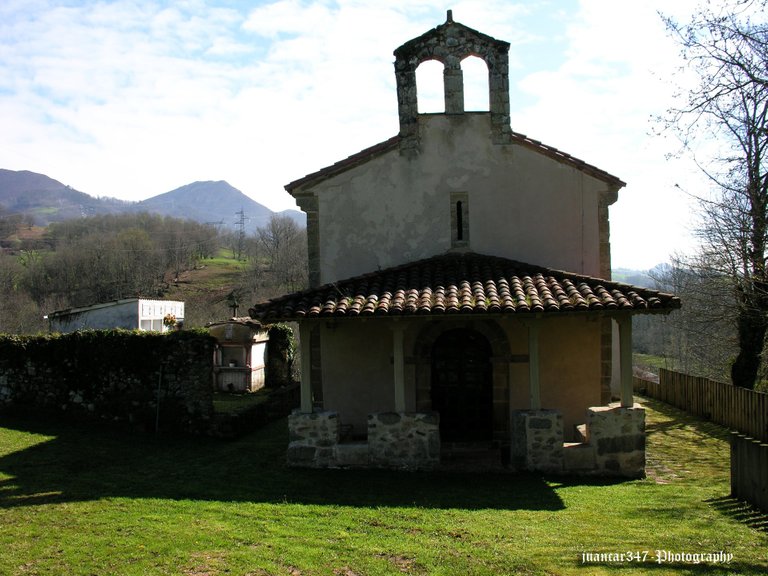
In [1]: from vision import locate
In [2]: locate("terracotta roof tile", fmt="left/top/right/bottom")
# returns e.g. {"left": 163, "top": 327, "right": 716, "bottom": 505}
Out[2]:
{"left": 249, "top": 253, "right": 680, "bottom": 322}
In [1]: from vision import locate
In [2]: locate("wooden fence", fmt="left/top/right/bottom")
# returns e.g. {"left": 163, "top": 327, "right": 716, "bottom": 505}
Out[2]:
{"left": 633, "top": 368, "right": 768, "bottom": 513}
{"left": 731, "top": 433, "right": 768, "bottom": 513}
{"left": 633, "top": 368, "right": 768, "bottom": 442}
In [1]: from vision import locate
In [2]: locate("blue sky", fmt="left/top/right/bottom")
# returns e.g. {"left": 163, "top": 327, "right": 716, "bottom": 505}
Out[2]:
{"left": 0, "top": 0, "right": 714, "bottom": 269}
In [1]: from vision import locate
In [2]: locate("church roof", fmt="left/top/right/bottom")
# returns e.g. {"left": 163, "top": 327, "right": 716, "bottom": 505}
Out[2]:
{"left": 248, "top": 252, "right": 678, "bottom": 322}
{"left": 284, "top": 128, "right": 626, "bottom": 194}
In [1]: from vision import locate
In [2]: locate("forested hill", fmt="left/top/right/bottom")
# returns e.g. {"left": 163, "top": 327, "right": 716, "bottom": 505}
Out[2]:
{"left": 0, "top": 210, "right": 308, "bottom": 334}
{"left": 0, "top": 169, "right": 304, "bottom": 232}
{"left": 0, "top": 169, "right": 128, "bottom": 223}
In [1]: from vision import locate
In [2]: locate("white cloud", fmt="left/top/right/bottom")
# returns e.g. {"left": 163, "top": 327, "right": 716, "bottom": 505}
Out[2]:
{"left": 0, "top": 0, "right": 713, "bottom": 268}
{"left": 507, "top": 0, "right": 707, "bottom": 268}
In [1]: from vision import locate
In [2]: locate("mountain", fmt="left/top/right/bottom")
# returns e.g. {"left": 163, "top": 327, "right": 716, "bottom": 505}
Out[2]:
{"left": 0, "top": 169, "right": 129, "bottom": 224}
{"left": 612, "top": 267, "right": 659, "bottom": 288}
{"left": 0, "top": 169, "right": 305, "bottom": 231}
{"left": 133, "top": 180, "right": 304, "bottom": 232}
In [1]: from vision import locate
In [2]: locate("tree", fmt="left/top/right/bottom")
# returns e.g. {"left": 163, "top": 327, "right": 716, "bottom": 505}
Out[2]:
{"left": 662, "top": 1, "right": 768, "bottom": 388}
{"left": 255, "top": 215, "right": 307, "bottom": 293}
{"left": 0, "top": 253, "right": 43, "bottom": 333}
{"left": 644, "top": 260, "right": 737, "bottom": 381}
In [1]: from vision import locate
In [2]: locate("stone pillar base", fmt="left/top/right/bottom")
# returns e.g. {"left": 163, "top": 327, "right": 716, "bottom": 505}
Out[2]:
{"left": 287, "top": 410, "right": 340, "bottom": 468}
{"left": 368, "top": 412, "right": 440, "bottom": 470}
{"left": 586, "top": 403, "right": 645, "bottom": 478}
{"left": 286, "top": 411, "right": 439, "bottom": 470}
{"left": 511, "top": 410, "right": 564, "bottom": 473}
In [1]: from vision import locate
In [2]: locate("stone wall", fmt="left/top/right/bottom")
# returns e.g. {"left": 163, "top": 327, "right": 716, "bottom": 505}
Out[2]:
{"left": 286, "top": 404, "right": 645, "bottom": 476}
{"left": 368, "top": 412, "right": 440, "bottom": 470}
{"left": 286, "top": 410, "right": 340, "bottom": 468}
{"left": 510, "top": 410, "right": 564, "bottom": 473}
{"left": 0, "top": 330, "right": 215, "bottom": 433}
{"left": 287, "top": 411, "right": 440, "bottom": 470}
{"left": 585, "top": 403, "right": 645, "bottom": 478}
{"left": 510, "top": 405, "right": 646, "bottom": 478}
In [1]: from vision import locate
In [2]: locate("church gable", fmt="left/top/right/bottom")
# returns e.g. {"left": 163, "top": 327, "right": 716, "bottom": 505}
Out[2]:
{"left": 285, "top": 11, "right": 624, "bottom": 287}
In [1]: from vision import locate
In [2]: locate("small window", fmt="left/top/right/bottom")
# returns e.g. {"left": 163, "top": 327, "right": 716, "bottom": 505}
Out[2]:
{"left": 450, "top": 192, "right": 469, "bottom": 248}
{"left": 456, "top": 201, "right": 464, "bottom": 240}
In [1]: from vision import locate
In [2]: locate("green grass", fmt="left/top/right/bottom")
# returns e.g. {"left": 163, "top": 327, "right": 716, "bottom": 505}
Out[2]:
{"left": 168, "top": 253, "right": 250, "bottom": 300}
{"left": 633, "top": 353, "right": 676, "bottom": 373}
{"left": 213, "top": 390, "right": 271, "bottom": 414}
{"left": 1, "top": 398, "right": 766, "bottom": 575}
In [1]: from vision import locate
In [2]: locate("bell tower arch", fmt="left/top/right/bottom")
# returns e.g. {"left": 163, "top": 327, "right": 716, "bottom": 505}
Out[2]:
{"left": 393, "top": 10, "right": 512, "bottom": 155}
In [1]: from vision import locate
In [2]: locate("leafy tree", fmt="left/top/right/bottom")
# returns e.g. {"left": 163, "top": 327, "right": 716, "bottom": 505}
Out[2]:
{"left": 662, "top": 0, "right": 768, "bottom": 388}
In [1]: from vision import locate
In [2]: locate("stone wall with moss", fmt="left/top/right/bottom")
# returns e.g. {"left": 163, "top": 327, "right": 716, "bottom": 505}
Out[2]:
{"left": 0, "top": 329, "right": 215, "bottom": 433}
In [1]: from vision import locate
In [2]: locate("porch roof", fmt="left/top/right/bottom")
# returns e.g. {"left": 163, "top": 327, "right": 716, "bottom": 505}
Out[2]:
{"left": 248, "top": 253, "right": 680, "bottom": 322}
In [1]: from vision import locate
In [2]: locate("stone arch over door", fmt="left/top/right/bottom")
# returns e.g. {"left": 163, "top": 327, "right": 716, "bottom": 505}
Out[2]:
{"left": 413, "top": 320, "right": 510, "bottom": 443}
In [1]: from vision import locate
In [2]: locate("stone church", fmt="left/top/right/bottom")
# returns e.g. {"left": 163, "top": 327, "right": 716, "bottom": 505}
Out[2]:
{"left": 249, "top": 12, "right": 680, "bottom": 475}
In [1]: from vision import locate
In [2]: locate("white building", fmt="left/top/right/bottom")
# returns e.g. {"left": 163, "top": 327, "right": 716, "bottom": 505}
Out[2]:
{"left": 47, "top": 298, "right": 185, "bottom": 333}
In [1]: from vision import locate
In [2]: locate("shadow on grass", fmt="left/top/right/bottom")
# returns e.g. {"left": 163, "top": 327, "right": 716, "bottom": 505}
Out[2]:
{"left": 0, "top": 415, "right": 574, "bottom": 511}
{"left": 707, "top": 496, "right": 768, "bottom": 533}
{"left": 640, "top": 397, "right": 731, "bottom": 441}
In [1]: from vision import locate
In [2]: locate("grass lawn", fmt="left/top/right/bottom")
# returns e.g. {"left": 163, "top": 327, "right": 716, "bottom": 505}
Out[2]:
{"left": 0, "top": 398, "right": 766, "bottom": 576}
{"left": 213, "top": 390, "right": 271, "bottom": 415}
{"left": 633, "top": 353, "right": 670, "bottom": 372}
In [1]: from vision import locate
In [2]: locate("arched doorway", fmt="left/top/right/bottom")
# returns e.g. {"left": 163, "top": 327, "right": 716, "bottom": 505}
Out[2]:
{"left": 431, "top": 329, "right": 493, "bottom": 442}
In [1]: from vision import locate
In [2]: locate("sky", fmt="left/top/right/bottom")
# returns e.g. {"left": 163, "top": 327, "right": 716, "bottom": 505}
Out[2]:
{"left": 0, "top": 0, "right": 718, "bottom": 270}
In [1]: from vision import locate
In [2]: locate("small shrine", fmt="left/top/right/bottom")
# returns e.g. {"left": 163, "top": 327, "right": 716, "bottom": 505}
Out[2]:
{"left": 208, "top": 318, "right": 269, "bottom": 393}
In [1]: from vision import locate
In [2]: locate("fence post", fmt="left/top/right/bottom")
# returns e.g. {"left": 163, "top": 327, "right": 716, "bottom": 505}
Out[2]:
{"left": 757, "top": 440, "right": 767, "bottom": 512}
{"left": 730, "top": 432, "right": 740, "bottom": 499}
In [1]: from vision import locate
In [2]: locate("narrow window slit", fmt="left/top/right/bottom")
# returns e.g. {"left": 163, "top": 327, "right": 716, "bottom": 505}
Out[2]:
{"left": 456, "top": 201, "right": 464, "bottom": 240}
{"left": 450, "top": 192, "right": 469, "bottom": 248}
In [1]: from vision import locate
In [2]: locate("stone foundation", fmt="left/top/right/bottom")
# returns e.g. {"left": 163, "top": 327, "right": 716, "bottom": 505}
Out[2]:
{"left": 286, "top": 411, "right": 440, "bottom": 470}
{"left": 368, "top": 412, "right": 440, "bottom": 470}
{"left": 585, "top": 403, "right": 645, "bottom": 478}
{"left": 510, "top": 404, "right": 645, "bottom": 478}
{"left": 287, "top": 410, "right": 340, "bottom": 468}
{"left": 511, "top": 410, "right": 564, "bottom": 473}
{"left": 288, "top": 404, "right": 645, "bottom": 477}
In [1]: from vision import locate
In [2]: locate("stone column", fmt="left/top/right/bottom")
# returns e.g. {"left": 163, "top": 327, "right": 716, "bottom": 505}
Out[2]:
{"left": 586, "top": 403, "right": 645, "bottom": 478}
{"left": 618, "top": 315, "right": 633, "bottom": 408}
{"left": 444, "top": 58, "right": 464, "bottom": 114}
{"left": 368, "top": 412, "right": 440, "bottom": 470}
{"left": 287, "top": 411, "right": 340, "bottom": 468}
{"left": 299, "top": 322, "right": 313, "bottom": 413}
{"left": 511, "top": 410, "right": 564, "bottom": 473}
{"left": 394, "top": 61, "right": 419, "bottom": 155}
{"left": 392, "top": 323, "right": 406, "bottom": 412}
{"left": 527, "top": 321, "right": 541, "bottom": 410}
{"left": 295, "top": 195, "right": 320, "bottom": 288}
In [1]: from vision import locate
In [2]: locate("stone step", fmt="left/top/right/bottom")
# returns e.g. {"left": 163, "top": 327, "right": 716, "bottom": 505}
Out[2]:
{"left": 334, "top": 442, "right": 369, "bottom": 468}
{"left": 563, "top": 441, "right": 595, "bottom": 471}
{"left": 575, "top": 424, "right": 588, "bottom": 443}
